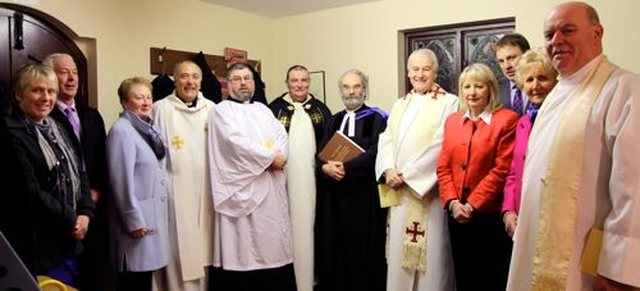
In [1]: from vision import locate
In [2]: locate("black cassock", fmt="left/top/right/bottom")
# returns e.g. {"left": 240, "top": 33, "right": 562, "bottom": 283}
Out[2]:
{"left": 315, "top": 105, "right": 388, "bottom": 291}
{"left": 268, "top": 94, "right": 332, "bottom": 151}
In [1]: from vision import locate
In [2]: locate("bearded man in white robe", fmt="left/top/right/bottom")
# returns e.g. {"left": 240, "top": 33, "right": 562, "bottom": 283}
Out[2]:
{"left": 152, "top": 60, "right": 215, "bottom": 291}
{"left": 375, "top": 48, "right": 458, "bottom": 291}
{"left": 507, "top": 2, "right": 640, "bottom": 290}
{"left": 207, "top": 63, "right": 296, "bottom": 291}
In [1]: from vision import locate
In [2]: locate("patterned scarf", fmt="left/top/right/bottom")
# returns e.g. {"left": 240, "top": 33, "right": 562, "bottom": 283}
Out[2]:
{"left": 122, "top": 110, "right": 166, "bottom": 159}
{"left": 30, "top": 116, "right": 81, "bottom": 210}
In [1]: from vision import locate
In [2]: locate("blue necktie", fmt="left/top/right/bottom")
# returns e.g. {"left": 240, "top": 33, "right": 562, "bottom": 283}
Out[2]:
{"left": 512, "top": 88, "right": 523, "bottom": 115}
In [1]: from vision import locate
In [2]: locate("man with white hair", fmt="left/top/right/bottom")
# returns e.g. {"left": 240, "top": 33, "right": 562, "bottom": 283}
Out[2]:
{"left": 376, "top": 48, "right": 458, "bottom": 291}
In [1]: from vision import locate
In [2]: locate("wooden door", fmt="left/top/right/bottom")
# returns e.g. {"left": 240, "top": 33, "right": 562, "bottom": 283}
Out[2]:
{"left": 404, "top": 18, "right": 515, "bottom": 95}
{"left": 0, "top": 3, "right": 88, "bottom": 107}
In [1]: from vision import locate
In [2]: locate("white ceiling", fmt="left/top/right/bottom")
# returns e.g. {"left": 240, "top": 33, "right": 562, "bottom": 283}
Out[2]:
{"left": 201, "top": 0, "right": 381, "bottom": 19}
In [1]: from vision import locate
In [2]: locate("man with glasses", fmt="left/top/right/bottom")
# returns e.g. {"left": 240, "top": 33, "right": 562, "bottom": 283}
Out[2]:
{"left": 208, "top": 63, "right": 296, "bottom": 291}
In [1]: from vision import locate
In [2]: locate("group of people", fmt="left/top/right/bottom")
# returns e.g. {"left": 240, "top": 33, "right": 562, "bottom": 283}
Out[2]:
{"left": 1, "top": 1, "right": 639, "bottom": 291}
{"left": 380, "top": 2, "right": 640, "bottom": 291}
{"left": 0, "top": 53, "right": 108, "bottom": 290}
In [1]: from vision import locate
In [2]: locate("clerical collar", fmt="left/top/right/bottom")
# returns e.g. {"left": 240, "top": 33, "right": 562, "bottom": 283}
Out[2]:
{"left": 183, "top": 97, "right": 198, "bottom": 108}
{"left": 283, "top": 94, "right": 311, "bottom": 105}
{"left": 227, "top": 96, "right": 252, "bottom": 104}
{"left": 345, "top": 104, "right": 363, "bottom": 113}
{"left": 339, "top": 110, "right": 357, "bottom": 137}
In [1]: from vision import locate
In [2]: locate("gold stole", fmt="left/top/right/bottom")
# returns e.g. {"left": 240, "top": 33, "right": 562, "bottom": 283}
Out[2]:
{"left": 531, "top": 57, "right": 616, "bottom": 290}
{"left": 379, "top": 89, "right": 448, "bottom": 272}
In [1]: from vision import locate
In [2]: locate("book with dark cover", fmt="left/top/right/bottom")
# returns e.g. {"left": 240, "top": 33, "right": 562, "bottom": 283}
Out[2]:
{"left": 318, "top": 131, "right": 365, "bottom": 163}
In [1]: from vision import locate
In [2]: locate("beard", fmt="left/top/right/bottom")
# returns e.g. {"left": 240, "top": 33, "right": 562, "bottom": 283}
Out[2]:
{"left": 342, "top": 95, "right": 364, "bottom": 110}
{"left": 232, "top": 88, "right": 254, "bottom": 102}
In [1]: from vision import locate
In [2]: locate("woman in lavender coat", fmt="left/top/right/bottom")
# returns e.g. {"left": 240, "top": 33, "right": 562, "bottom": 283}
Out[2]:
{"left": 502, "top": 48, "right": 558, "bottom": 237}
{"left": 106, "top": 77, "right": 168, "bottom": 291}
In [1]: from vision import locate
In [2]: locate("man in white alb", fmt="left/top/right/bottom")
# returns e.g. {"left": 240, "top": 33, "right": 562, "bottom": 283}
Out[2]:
{"left": 507, "top": 2, "right": 640, "bottom": 290}
{"left": 152, "top": 60, "right": 215, "bottom": 291}
{"left": 207, "top": 63, "right": 296, "bottom": 291}
{"left": 376, "top": 48, "right": 458, "bottom": 291}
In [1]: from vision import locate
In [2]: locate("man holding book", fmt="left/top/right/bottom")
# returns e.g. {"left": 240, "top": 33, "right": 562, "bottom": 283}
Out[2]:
{"left": 315, "top": 69, "right": 388, "bottom": 291}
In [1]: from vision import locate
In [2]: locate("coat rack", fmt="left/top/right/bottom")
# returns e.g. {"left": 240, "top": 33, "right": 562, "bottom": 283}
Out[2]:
{"left": 149, "top": 47, "right": 260, "bottom": 77}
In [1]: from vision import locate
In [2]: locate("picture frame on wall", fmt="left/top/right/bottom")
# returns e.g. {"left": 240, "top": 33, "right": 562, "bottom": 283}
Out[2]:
{"left": 309, "top": 70, "right": 326, "bottom": 103}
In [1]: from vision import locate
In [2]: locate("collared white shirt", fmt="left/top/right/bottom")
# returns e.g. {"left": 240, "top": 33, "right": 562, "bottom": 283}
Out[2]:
{"left": 462, "top": 110, "right": 492, "bottom": 125}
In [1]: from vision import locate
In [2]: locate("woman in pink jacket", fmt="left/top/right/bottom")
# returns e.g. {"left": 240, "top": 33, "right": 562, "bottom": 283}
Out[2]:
{"left": 502, "top": 48, "right": 558, "bottom": 237}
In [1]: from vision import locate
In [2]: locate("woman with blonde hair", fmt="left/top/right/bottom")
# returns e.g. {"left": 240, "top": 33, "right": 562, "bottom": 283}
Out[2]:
{"left": 437, "top": 63, "right": 518, "bottom": 290}
{"left": 1, "top": 63, "right": 94, "bottom": 287}
{"left": 502, "top": 48, "right": 558, "bottom": 238}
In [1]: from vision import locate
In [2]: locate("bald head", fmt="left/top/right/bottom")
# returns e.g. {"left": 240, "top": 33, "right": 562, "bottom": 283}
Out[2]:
{"left": 543, "top": 1, "right": 603, "bottom": 76}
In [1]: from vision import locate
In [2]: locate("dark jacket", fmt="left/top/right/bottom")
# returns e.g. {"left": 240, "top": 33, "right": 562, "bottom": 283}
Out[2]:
{"left": 50, "top": 100, "right": 108, "bottom": 195}
{"left": 268, "top": 94, "right": 332, "bottom": 151}
{"left": 0, "top": 108, "right": 94, "bottom": 273}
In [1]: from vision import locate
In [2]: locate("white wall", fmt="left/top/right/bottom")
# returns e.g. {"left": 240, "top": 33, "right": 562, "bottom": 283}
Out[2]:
{"left": 271, "top": 0, "right": 640, "bottom": 112}
{"left": 10, "top": 0, "right": 640, "bottom": 124}
{"left": 13, "top": 0, "right": 276, "bottom": 127}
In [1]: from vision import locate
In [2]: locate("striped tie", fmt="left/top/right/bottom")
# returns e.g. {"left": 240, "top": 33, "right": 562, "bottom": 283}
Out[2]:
{"left": 513, "top": 88, "right": 523, "bottom": 115}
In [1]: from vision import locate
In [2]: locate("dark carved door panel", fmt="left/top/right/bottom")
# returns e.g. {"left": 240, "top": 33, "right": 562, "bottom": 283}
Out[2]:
{"left": 463, "top": 27, "right": 515, "bottom": 96}
{"left": 408, "top": 30, "right": 459, "bottom": 95}
{"left": 405, "top": 18, "right": 515, "bottom": 95}
{"left": 0, "top": 3, "right": 88, "bottom": 107}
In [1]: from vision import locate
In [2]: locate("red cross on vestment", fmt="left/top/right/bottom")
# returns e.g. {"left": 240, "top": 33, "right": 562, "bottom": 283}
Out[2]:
{"left": 429, "top": 85, "right": 446, "bottom": 100}
{"left": 405, "top": 221, "right": 425, "bottom": 243}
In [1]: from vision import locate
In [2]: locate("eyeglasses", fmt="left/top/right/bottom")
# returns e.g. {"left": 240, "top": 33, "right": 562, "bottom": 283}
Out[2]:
{"left": 229, "top": 76, "right": 254, "bottom": 83}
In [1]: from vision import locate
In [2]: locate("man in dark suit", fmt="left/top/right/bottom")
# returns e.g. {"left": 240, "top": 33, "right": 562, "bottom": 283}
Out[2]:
{"left": 43, "top": 53, "right": 110, "bottom": 291}
{"left": 494, "top": 33, "right": 531, "bottom": 116}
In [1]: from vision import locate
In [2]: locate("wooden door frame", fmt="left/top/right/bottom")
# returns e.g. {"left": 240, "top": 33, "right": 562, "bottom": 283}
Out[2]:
{"left": 401, "top": 18, "right": 515, "bottom": 95}
{"left": 0, "top": 3, "right": 90, "bottom": 105}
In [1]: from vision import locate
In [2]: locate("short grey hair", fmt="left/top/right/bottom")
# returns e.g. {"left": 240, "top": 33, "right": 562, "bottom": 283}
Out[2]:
{"left": 42, "top": 53, "right": 74, "bottom": 68}
{"left": 338, "top": 69, "right": 369, "bottom": 97}
{"left": 226, "top": 63, "right": 252, "bottom": 79}
{"left": 407, "top": 48, "right": 439, "bottom": 72}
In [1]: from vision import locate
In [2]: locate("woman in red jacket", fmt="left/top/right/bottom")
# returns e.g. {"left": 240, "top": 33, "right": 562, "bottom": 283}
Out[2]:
{"left": 438, "top": 63, "right": 518, "bottom": 291}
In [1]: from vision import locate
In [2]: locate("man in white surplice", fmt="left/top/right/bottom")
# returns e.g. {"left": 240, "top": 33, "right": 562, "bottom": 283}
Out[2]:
{"left": 207, "top": 63, "right": 296, "bottom": 290}
{"left": 507, "top": 2, "right": 640, "bottom": 290}
{"left": 375, "top": 48, "right": 458, "bottom": 291}
{"left": 152, "top": 60, "right": 215, "bottom": 291}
